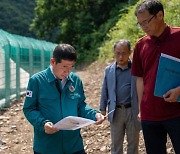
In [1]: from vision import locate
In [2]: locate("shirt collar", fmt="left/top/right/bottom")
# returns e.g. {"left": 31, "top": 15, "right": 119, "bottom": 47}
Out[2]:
{"left": 150, "top": 24, "right": 170, "bottom": 43}
{"left": 116, "top": 61, "right": 131, "bottom": 70}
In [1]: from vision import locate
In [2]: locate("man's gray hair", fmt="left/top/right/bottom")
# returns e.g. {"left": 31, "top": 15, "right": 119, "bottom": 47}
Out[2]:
{"left": 113, "top": 40, "right": 131, "bottom": 51}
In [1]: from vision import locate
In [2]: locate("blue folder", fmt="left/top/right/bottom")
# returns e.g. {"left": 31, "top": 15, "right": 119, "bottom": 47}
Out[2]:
{"left": 154, "top": 53, "right": 180, "bottom": 102}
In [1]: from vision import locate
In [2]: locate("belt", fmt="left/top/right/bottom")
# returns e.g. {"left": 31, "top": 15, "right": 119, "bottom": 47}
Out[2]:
{"left": 116, "top": 103, "right": 131, "bottom": 108}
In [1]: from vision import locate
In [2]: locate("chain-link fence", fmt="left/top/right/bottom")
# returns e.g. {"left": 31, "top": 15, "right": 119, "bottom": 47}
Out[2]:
{"left": 0, "top": 29, "right": 57, "bottom": 109}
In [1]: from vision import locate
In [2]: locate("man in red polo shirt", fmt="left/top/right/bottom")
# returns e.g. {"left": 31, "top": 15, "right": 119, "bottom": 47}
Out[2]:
{"left": 131, "top": 0, "right": 180, "bottom": 153}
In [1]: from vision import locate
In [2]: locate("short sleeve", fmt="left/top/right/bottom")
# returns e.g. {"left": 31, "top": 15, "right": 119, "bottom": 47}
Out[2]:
{"left": 131, "top": 43, "right": 143, "bottom": 77}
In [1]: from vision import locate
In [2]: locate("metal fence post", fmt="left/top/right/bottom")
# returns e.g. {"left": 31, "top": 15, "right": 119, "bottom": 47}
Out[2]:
{"left": 5, "top": 45, "right": 10, "bottom": 107}
{"left": 16, "top": 47, "right": 20, "bottom": 100}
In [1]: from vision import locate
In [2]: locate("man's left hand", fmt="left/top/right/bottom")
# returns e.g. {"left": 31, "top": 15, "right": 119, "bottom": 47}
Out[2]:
{"left": 163, "top": 86, "right": 180, "bottom": 102}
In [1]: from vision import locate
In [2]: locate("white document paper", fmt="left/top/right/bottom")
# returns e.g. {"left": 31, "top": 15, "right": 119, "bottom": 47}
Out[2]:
{"left": 53, "top": 116, "right": 96, "bottom": 130}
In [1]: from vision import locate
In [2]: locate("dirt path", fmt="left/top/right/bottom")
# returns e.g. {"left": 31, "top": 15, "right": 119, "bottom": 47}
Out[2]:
{"left": 0, "top": 61, "right": 174, "bottom": 154}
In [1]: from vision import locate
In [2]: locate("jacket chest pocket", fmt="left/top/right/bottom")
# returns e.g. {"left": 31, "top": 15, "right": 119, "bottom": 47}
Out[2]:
{"left": 63, "top": 92, "right": 81, "bottom": 115}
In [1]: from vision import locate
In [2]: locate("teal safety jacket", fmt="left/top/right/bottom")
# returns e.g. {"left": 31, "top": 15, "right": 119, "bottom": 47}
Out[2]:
{"left": 23, "top": 66, "right": 98, "bottom": 154}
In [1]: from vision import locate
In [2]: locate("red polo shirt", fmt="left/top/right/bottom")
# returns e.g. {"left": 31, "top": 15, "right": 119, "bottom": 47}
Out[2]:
{"left": 131, "top": 25, "right": 180, "bottom": 121}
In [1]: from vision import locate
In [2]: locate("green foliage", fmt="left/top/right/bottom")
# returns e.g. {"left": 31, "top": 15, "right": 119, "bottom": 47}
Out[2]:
{"left": 29, "top": 0, "right": 179, "bottom": 64}
{"left": 163, "top": 0, "right": 180, "bottom": 26}
{"left": 0, "top": 0, "right": 36, "bottom": 37}
{"left": 99, "top": 0, "right": 180, "bottom": 62}
{"left": 31, "top": 0, "right": 133, "bottom": 64}
{"left": 77, "top": 1, "right": 131, "bottom": 64}
{"left": 1, "top": 0, "right": 179, "bottom": 66}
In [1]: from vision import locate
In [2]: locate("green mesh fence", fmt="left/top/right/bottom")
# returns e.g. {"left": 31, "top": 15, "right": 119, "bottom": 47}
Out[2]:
{"left": 0, "top": 29, "right": 57, "bottom": 109}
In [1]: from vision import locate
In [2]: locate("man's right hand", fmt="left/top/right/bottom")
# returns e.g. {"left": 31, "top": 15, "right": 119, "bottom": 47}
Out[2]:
{"left": 137, "top": 112, "right": 141, "bottom": 122}
{"left": 44, "top": 122, "right": 58, "bottom": 134}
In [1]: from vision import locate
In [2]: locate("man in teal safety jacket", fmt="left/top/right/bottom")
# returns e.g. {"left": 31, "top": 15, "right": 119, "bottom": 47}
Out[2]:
{"left": 23, "top": 44, "right": 104, "bottom": 154}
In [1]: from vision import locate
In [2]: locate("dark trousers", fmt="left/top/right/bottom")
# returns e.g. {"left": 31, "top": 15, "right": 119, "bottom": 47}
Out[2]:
{"left": 142, "top": 116, "right": 180, "bottom": 154}
{"left": 34, "top": 149, "right": 86, "bottom": 154}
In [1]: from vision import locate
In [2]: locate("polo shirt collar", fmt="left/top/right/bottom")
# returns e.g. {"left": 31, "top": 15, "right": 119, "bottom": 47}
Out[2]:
{"left": 150, "top": 24, "right": 170, "bottom": 43}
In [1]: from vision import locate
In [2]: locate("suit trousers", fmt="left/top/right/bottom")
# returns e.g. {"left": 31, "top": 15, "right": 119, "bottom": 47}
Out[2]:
{"left": 110, "top": 107, "right": 139, "bottom": 154}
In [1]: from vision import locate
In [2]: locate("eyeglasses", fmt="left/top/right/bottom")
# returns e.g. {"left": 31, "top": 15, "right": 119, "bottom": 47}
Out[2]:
{"left": 137, "top": 15, "right": 155, "bottom": 28}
